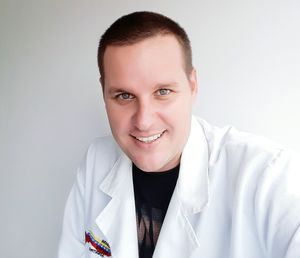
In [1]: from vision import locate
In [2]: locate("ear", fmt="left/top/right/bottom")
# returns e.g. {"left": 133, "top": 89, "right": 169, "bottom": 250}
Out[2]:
{"left": 188, "top": 68, "right": 198, "bottom": 101}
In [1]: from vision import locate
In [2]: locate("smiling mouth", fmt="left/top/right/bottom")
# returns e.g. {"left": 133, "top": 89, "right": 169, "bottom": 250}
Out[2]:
{"left": 132, "top": 131, "right": 166, "bottom": 143}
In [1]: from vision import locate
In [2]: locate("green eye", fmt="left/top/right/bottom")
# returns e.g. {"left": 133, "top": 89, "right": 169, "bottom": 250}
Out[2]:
{"left": 158, "top": 89, "right": 170, "bottom": 95}
{"left": 118, "top": 93, "right": 134, "bottom": 100}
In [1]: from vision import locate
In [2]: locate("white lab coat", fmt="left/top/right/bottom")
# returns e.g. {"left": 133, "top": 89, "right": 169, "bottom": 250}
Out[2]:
{"left": 58, "top": 116, "right": 300, "bottom": 258}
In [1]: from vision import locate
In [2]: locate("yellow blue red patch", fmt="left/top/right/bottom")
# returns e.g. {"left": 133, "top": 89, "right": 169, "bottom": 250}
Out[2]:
{"left": 85, "top": 230, "right": 111, "bottom": 257}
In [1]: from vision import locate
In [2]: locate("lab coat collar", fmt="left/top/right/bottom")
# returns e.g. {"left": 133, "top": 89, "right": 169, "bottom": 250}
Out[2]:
{"left": 177, "top": 115, "right": 210, "bottom": 214}
{"left": 153, "top": 116, "right": 209, "bottom": 257}
{"left": 96, "top": 116, "right": 209, "bottom": 258}
{"left": 96, "top": 153, "right": 139, "bottom": 258}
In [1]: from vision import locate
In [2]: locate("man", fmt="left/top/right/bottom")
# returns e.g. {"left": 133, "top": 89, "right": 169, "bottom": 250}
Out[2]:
{"left": 58, "top": 11, "right": 300, "bottom": 258}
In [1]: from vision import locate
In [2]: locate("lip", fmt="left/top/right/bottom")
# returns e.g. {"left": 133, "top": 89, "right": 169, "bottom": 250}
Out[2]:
{"left": 131, "top": 130, "right": 166, "bottom": 145}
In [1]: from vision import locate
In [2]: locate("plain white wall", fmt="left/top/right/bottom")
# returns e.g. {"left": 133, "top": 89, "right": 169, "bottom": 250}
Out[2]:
{"left": 0, "top": 0, "right": 299, "bottom": 257}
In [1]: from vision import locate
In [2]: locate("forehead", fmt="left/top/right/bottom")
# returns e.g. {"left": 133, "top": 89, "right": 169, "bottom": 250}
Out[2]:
{"left": 103, "top": 35, "right": 187, "bottom": 87}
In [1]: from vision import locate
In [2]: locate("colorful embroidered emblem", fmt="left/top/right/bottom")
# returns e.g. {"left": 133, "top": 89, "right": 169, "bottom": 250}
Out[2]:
{"left": 85, "top": 230, "right": 111, "bottom": 257}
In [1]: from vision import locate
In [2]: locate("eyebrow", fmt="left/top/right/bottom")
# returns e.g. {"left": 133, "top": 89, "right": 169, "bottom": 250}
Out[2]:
{"left": 107, "top": 87, "right": 128, "bottom": 95}
{"left": 155, "top": 82, "right": 179, "bottom": 88}
{"left": 107, "top": 82, "right": 179, "bottom": 95}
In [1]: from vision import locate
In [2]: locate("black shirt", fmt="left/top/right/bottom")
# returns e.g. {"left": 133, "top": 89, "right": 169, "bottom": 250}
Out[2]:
{"left": 132, "top": 163, "right": 180, "bottom": 258}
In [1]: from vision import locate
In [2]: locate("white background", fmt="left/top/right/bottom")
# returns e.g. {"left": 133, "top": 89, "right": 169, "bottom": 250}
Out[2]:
{"left": 0, "top": 0, "right": 299, "bottom": 257}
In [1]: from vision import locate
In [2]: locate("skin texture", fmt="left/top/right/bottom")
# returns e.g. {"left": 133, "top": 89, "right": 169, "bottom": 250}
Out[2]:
{"left": 102, "top": 35, "right": 198, "bottom": 172}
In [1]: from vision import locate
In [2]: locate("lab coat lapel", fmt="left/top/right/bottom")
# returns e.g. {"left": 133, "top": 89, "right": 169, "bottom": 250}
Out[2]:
{"left": 153, "top": 116, "right": 210, "bottom": 258}
{"left": 95, "top": 153, "right": 138, "bottom": 258}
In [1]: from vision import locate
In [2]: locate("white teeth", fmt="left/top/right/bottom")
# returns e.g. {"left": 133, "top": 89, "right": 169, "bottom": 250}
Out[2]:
{"left": 135, "top": 132, "right": 163, "bottom": 143}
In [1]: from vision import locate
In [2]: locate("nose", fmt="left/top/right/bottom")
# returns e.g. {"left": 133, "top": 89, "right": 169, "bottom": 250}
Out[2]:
{"left": 133, "top": 99, "right": 154, "bottom": 132}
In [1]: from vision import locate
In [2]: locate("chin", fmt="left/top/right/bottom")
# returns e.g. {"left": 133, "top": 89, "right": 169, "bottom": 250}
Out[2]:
{"left": 132, "top": 162, "right": 155, "bottom": 172}
{"left": 131, "top": 159, "right": 163, "bottom": 172}
{"left": 136, "top": 158, "right": 177, "bottom": 172}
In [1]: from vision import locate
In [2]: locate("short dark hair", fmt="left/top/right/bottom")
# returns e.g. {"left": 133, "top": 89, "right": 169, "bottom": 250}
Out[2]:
{"left": 98, "top": 11, "right": 193, "bottom": 85}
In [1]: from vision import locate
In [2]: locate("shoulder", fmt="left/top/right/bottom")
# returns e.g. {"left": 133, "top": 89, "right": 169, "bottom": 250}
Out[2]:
{"left": 77, "top": 135, "right": 123, "bottom": 186}
{"left": 86, "top": 135, "right": 122, "bottom": 162}
{"left": 194, "top": 117, "right": 284, "bottom": 168}
{"left": 196, "top": 117, "right": 300, "bottom": 199}
{"left": 194, "top": 117, "right": 300, "bottom": 256}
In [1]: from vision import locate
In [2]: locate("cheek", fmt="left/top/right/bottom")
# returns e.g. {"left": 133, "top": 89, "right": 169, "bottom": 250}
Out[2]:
{"left": 106, "top": 104, "right": 132, "bottom": 133}
{"left": 164, "top": 97, "right": 193, "bottom": 133}
{"left": 105, "top": 104, "right": 121, "bottom": 127}
{"left": 163, "top": 95, "right": 193, "bottom": 118}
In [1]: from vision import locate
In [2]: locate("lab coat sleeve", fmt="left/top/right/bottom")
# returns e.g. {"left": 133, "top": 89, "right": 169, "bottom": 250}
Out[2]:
{"left": 57, "top": 161, "right": 86, "bottom": 258}
{"left": 255, "top": 150, "right": 300, "bottom": 258}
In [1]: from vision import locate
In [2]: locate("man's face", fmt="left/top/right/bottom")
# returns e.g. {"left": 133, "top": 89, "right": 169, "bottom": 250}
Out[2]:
{"left": 103, "top": 35, "right": 197, "bottom": 172}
